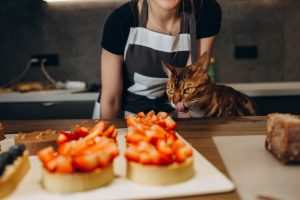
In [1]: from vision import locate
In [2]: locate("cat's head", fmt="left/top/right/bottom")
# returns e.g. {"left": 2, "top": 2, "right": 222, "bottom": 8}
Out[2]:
{"left": 162, "top": 52, "right": 211, "bottom": 112}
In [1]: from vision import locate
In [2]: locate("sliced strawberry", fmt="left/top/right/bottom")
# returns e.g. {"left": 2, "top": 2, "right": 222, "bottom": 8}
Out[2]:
{"left": 126, "top": 115, "right": 139, "bottom": 127}
{"left": 165, "top": 116, "right": 178, "bottom": 130}
{"left": 97, "top": 152, "right": 112, "bottom": 167}
{"left": 126, "top": 127, "right": 147, "bottom": 143}
{"left": 125, "top": 145, "right": 140, "bottom": 162}
{"left": 55, "top": 155, "right": 74, "bottom": 173}
{"left": 148, "top": 149, "right": 161, "bottom": 165}
{"left": 38, "top": 146, "right": 56, "bottom": 163}
{"left": 73, "top": 139, "right": 89, "bottom": 155}
{"left": 159, "top": 153, "right": 173, "bottom": 165}
{"left": 58, "top": 141, "right": 75, "bottom": 156}
{"left": 157, "top": 112, "right": 168, "bottom": 119}
{"left": 44, "top": 159, "right": 58, "bottom": 172}
{"left": 137, "top": 112, "right": 145, "bottom": 118}
{"left": 136, "top": 141, "right": 153, "bottom": 153}
{"left": 84, "top": 120, "right": 106, "bottom": 141}
{"left": 145, "top": 129, "right": 165, "bottom": 143}
{"left": 172, "top": 139, "right": 185, "bottom": 151}
{"left": 111, "top": 129, "right": 118, "bottom": 139}
{"left": 72, "top": 153, "right": 99, "bottom": 172}
{"left": 175, "top": 148, "right": 188, "bottom": 163}
{"left": 73, "top": 127, "right": 89, "bottom": 138}
{"left": 182, "top": 145, "right": 193, "bottom": 157}
{"left": 145, "top": 110, "right": 155, "bottom": 118}
{"left": 102, "top": 142, "right": 119, "bottom": 158}
{"left": 156, "top": 139, "right": 173, "bottom": 157}
{"left": 139, "top": 152, "right": 151, "bottom": 164}
{"left": 166, "top": 132, "right": 178, "bottom": 146}
{"left": 103, "top": 124, "right": 116, "bottom": 138}
{"left": 56, "top": 134, "right": 68, "bottom": 145}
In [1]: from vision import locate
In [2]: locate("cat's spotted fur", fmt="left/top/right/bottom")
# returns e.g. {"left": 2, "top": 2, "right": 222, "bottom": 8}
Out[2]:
{"left": 163, "top": 52, "right": 258, "bottom": 118}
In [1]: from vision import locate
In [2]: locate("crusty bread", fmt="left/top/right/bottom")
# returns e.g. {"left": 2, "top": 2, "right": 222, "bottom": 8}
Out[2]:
{"left": 266, "top": 113, "right": 300, "bottom": 164}
{"left": 127, "top": 157, "right": 194, "bottom": 185}
{"left": 0, "top": 151, "right": 30, "bottom": 198}
{"left": 42, "top": 163, "right": 114, "bottom": 193}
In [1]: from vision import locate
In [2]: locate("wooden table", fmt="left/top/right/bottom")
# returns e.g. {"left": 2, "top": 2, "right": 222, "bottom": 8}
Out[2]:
{"left": 1, "top": 116, "right": 267, "bottom": 200}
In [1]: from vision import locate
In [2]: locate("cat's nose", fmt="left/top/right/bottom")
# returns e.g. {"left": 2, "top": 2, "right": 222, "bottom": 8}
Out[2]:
{"left": 175, "top": 102, "right": 185, "bottom": 112}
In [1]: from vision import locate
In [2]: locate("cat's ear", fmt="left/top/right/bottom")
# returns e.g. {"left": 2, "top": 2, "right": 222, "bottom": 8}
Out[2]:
{"left": 195, "top": 51, "right": 209, "bottom": 74}
{"left": 161, "top": 59, "right": 176, "bottom": 77}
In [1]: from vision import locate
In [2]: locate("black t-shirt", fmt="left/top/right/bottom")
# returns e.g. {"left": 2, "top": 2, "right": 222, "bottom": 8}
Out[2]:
{"left": 101, "top": 0, "right": 222, "bottom": 55}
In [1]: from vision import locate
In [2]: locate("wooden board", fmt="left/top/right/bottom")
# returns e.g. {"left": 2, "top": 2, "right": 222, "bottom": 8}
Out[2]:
{"left": 213, "top": 135, "right": 300, "bottom": 200}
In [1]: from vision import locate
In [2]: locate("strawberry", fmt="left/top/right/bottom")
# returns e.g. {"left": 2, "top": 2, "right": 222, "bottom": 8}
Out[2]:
{"left": 182, "top": 145, "right": 193, "bottom": 157}
{"left": 157, "top": 112, "right": 168, "bottom": 119}
{"left": 159, "top": 153, "right": 173, "bottom": 165}
{"left": 125, "top": 145, "right": 140, "bottom": 162}
{"left": 73, "top": 127, "right": 89, "bottom": 138}
{"left": 102, "top": 142, "right": 119, "bottom": 158}
{"left": 126, "top": 127, "right": 147, "bottom": 143}
{"left": 175, "top": 148, "right": 188, "bottom": 163}
{"left": 148, "top": 149, "right": 161, "bottom": 165}
{"left": 58, "top": 141, "right": 75, "bottom": 156}
{"left": 137, "top": 112, "right": 145, "bottom": 118}
{"left": 97, "top": 152, "right": 112, "bottom": 167}
{"left": 55, "top": 155, "right": 74, "bottom": 173}
{"left": 172, "top": 139, "right": 185, "bottom": 151}
{"left": 156, "top": 139, "right": 173, "bottom": 157}
{"left": 72, "top": 153, "right": 99, "bottom": 172}
{"left": 38, "top": 146, "right": 56, "bottom": 163}
{"left": 56, "top": 134, "right": 68, "bottom": 145}
{"left": 85, "top": 121, "right": 106, "bottom": 141}
{"left": 136, "top": 141, "right": 153, "bottom": 153}
{"left": 103, "top": 124, "right": 116, "bottom": 138}
{"left": 139, "top": 153, "right": 151, "bottom": 164}
{"left": 165, "top": 116, "right": 178, "bottom": 130}
{"left": 44, "top": 159, "right": 58, "bottom": 172}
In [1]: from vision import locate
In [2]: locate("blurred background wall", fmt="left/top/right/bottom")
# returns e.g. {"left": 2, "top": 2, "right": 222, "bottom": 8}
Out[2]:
{"left": 0, "top": 0, "right": 299, "bottom": 88}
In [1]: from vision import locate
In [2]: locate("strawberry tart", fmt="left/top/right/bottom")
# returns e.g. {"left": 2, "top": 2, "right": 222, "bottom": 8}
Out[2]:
{"left": 125, "top": 111, "right": 194, "bottom": 185}
{"left": 38, "top": 121, "right": 119, "bottom": 193}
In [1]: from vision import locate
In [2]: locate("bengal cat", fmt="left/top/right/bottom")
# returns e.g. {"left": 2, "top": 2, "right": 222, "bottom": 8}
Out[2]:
{"left": 163, "top": 52, "right": 258, "bottom": 118}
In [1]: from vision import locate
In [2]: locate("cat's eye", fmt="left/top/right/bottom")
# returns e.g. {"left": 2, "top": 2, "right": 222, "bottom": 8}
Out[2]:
{"left": 184, "top": 87, "right": 193, "bottom": 94}
{"left": 167, "top": 89, "right": 174, "bottom": 95}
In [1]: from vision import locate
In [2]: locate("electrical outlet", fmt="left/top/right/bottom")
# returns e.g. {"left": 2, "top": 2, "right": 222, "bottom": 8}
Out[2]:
{"left": 30, "top": 54, "right": 59, "bottom": 67}
{"left": 234, "top": 45, "right": 258, "bottom": 59}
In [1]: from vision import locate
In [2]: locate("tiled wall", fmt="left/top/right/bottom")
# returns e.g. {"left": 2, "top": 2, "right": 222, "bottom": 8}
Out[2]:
{"left": 0, "top": 0, "right": 299, "bottom": 87}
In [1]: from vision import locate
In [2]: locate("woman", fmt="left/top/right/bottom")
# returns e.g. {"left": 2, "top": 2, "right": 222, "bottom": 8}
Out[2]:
{"left": 94, "top": 0, "right": 222, "bottom": 119}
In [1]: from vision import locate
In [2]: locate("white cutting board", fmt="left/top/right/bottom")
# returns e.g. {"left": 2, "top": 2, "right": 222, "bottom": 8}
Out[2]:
{"left": 1, "top": 129, "right": 234, "bottom": 200}
{"left": 213, "top": 135, "right": 300, "bottom": 200}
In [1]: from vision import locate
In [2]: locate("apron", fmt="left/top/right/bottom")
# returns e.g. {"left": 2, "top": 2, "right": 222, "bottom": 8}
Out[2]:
{"left": 93, "top": 0, "right": 197, "bottom": 119}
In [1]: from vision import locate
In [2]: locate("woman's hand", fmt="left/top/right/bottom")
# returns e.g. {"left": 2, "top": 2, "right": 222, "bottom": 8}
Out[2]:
{"left": 100, "top": 48, "right": 123, "bottom": 119}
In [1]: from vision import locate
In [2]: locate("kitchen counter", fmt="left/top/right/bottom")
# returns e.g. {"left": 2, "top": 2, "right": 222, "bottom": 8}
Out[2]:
{"left": 1, "top": 116, "right": 268, "bottom": 200}
{"left": 0, "top": 82, "right": 299, "bottom": 104}
{"left": 0, "top": 90, "right": 98, "bottom": 103}
{"left": 227, "top": 81, "right": 300, "bottom": 97}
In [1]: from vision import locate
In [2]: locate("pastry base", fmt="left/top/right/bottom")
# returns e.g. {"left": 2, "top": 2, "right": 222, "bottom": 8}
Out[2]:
{"left": 127, "top": 157, "right": 194, "bottom": 185}
{"left": 0, "top": 151, "right": 30, "bottom": 199}
{"left": 42, "top": 164, "right": 114, "bottom": 193}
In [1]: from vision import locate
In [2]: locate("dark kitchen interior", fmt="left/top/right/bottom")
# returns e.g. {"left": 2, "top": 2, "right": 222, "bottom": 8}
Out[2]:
{"left": 0, "top": 0, "right": 300, "bottom": 119}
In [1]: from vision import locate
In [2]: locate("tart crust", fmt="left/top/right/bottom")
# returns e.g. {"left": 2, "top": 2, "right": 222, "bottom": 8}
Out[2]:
{"left": 42, "top": 163, "right": 114, "bottom": 193}
{"left": 0, "top": 151, "right": 30, "bottom": 198}
{"left": 127, "top": 157, "right": 194, "bottom": 185}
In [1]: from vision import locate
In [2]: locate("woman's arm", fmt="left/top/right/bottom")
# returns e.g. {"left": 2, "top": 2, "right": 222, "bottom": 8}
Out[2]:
{"left": 100, "top": 48, "right": 123, "bottom": 119}
{"left": 187, "top": 35, "right": 217, "bottom": 65}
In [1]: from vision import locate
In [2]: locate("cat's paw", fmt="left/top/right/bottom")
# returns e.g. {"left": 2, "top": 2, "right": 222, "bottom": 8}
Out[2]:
{"left": 177, "top": 112, "right": 191, "bottom": 118}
